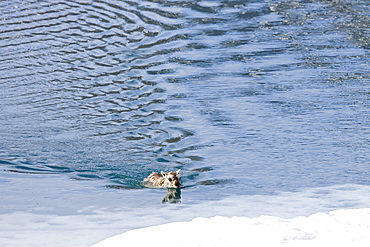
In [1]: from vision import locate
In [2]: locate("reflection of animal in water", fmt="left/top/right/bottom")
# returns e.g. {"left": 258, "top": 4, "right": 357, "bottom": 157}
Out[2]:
{"left": 144, "top": 169, "right": 181, "bottom": 188}
{"left": 162, "top": 188, "right": 181, "bottom": 203}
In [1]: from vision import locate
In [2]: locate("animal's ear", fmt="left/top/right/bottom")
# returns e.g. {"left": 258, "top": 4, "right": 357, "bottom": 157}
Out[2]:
{"left": 161, "top": 171, "right": 166, "bottom": 177}
{"left": 176, "top": 169, "right": 181, "bottom": 174}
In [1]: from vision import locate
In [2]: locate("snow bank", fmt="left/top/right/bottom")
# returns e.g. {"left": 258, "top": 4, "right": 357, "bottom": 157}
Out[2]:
{"left": 2, "top": 169, "right": 370, "bottom": 247}
{"left": 92, "top": 208, "right": 370, "bottom": 247}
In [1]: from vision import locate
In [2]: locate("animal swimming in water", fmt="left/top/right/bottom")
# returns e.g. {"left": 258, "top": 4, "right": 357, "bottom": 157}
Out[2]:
{"left": 144, "top": 169, "right": 181, "bottom": 188}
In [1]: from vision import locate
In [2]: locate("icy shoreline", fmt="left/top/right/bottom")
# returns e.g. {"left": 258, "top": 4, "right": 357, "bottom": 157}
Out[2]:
{"left": 2, "top": 170, "right": 370, "bottom": 247}
{"left": 92, "top": 208, "right": 370, "bottom": 247}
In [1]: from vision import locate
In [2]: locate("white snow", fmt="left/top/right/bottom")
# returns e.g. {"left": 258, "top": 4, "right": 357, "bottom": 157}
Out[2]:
{"left": 92, "top": 208, "right": 370, "bottom": 247}
{"left": 2, "top": 171, "right": 370, "bottom": 247}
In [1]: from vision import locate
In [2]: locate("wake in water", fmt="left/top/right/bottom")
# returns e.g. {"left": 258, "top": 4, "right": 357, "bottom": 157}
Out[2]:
{"left": 1, "top": 0, "right": 370, "bottom": 246}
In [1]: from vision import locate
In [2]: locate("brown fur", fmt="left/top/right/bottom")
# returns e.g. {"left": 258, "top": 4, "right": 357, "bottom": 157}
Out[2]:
{"left": 144, "top": 169, "right": 181, "bottom": 188}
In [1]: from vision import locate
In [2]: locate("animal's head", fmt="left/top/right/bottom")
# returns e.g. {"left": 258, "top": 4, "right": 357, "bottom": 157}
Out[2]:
{"left": 161, "top": 169, "right": 181, "bottom": 188}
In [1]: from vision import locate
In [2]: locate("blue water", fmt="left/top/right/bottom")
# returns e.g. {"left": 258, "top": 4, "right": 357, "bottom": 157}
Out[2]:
{"left": 1, "top": 0, "right": 370, "bottom": 201}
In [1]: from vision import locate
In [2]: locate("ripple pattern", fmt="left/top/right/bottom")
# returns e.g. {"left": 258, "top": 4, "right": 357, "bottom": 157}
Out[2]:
{"left": 1, "top": 0, "right": 370, "bottom": 190}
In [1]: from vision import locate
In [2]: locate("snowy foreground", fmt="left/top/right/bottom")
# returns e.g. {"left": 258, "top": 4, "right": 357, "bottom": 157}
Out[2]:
{"left": 2, "top": 172, "right": 370, "bottom": 247}
{"left": 92, "top": 208, "right": 370, "bottom": 247}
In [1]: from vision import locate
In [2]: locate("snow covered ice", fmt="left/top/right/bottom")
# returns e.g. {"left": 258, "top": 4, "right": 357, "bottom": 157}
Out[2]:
{"left": 2, "top": 172, "right": 370, "bottom": 247}
{"left": 92, "top": 208, "right": 370, "bottom": 247}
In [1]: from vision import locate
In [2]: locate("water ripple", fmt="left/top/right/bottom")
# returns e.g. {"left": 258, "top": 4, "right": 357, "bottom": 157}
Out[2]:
{"left": 1, "top": 0, "right": 370, "bottom": 190}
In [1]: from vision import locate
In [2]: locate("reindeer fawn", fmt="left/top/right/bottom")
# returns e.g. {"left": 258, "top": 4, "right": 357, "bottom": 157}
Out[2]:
{"left": 144, "top": 169, "right": 181, "bottom": 188}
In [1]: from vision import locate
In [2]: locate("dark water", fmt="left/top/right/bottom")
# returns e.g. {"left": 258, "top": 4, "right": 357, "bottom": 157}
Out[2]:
{"left": 1, "top": 0, "right": 370, "bottom": 197}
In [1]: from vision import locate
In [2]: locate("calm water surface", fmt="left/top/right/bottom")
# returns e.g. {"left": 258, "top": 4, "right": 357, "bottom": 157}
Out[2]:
{"left": 1, "top": 0, "right": 370, "bottom": 200}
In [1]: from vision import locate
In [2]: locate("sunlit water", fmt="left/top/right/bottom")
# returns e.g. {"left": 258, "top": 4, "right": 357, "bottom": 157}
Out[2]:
{"left": 1, "top": 0, "right": 370, "bottom": 246}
